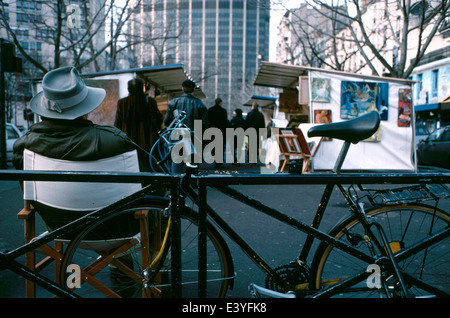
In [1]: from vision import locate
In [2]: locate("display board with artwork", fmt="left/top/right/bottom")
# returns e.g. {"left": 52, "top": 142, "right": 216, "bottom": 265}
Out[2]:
{"left": 307, "top": 70, "right": 415, "bottom": 171}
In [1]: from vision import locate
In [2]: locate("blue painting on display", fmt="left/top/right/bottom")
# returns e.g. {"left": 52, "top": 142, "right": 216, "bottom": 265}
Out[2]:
{"left": 340, "top": 81, "right": 389, "bottom": 120}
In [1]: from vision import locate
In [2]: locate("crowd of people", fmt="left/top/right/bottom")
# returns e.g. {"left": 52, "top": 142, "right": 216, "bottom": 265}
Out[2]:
{"left": 13, "top": 66, "right": 269, "bottom": 176}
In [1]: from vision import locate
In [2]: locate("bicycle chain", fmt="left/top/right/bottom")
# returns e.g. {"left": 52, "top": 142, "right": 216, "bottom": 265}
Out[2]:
{"left": 264, "top": 262, "right": 310, "bottom": 295}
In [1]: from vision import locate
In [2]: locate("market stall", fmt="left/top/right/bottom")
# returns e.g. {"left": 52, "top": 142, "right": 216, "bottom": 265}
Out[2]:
{"left": 32, "top": 64, "right": 204, "bottom": 126}
{"left": 254, "top": 62, "right": 416, "bottom": 172}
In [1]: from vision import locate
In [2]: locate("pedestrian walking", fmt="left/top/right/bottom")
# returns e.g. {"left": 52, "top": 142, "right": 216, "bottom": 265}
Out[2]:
{"left": 245, "top": 102, "right": 265, "bottom": 163}
{"left": 207, "top": 98, "right": 229, "bottom": 166}
{"left": 114, "top": 78, "right": 163, "bottom": 152}
{"left": 164, "top": 79, "right": 207, "bottom": 172}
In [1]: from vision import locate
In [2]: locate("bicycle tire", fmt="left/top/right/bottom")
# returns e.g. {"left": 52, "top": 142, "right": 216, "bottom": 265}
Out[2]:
{"left": 59, "top": 199, "right": 233, "bottom": 298}
{"left": 149, "top": 205, "right": 234, "bottom": 298}
{"left": 310, "top": 203, "right": 450, "bottom": 298}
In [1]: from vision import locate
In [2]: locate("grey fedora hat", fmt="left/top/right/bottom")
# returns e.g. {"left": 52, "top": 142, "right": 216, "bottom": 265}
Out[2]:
{"left": 30, "top": 67, "right": 106, "bottom": 120}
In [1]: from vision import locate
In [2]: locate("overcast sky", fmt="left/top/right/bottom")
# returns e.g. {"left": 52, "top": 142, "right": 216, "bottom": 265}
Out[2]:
{"left": 269, "top": 0, "right": 300, "bottom": 61}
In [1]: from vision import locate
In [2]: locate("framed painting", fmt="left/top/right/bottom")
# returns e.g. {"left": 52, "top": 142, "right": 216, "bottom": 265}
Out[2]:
{"left": 340, "top": 81, "right": 389, "bottom": 120}
{"left": 280, "top": 129, "right": 301, "bottom": 153}
{"left": 314, "top": 109, "right": 332, "bottom": 141}
{"left": 398, "top": 89, "right": 412, "bottom": 127}
{"left": 84, "top": 79, "right": 119, "bottom": 126}
{"left": 311, "top": 78, "right": 331, "bottom": 103}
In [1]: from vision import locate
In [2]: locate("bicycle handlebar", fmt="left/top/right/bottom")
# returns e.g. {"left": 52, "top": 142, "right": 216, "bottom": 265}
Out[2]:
{"left": 168, "top": 110, "right": 187, "bottom": 130}
{"left": 157, "top": 150, "right": 172, "bottom": 166}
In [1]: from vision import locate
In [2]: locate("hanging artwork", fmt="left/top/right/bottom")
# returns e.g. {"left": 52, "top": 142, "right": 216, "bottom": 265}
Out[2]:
{"left": 311, "top": 78, "right": 331, "bottom": 103}
{"left": 279, "top": 90, "right": 302, "bottom": 112}
{"left": 340, "top": 81, "right": 389, "bottom": 120}
{"left": 84, "top": 79, "right": 119, "bottom": 126}
{"left": 314, "top": 109, "right": 332, "bottom": 141}
{"left": 398, "top": 89, "right": 412, "bottom": 127}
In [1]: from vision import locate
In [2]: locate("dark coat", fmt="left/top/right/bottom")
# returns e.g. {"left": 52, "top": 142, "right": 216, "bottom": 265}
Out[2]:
{"left": 230, "top": 115, "right": 246, "bottom": 130}
{"left": 207, "top": 104, "right": 229, "bottom": 135}
{"left": 13, "top": 118, "right": 161, "bottom": 173}
{"left": 164, "top": 93, "right": 207, "bottom": 131}
{"left": 115, "top": 94, "right": 163, "bottom": 152}
{"left": 245, "top": 108, "right": 265, "bottom": 131}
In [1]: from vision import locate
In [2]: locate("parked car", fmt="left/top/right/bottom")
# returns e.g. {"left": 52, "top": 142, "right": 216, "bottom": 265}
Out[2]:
{"left": 417, "top": 125, "right": 450, "bottom": 169}
{"left": 414, "top": 123, "right": 429, "bottom": 147}
{"left": 0, "top": 123, "right": 23, "bottom": 162}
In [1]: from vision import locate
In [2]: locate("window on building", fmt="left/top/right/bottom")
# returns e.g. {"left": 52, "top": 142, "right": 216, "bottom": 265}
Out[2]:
{"left": 416, "top": 74, "right": 423, "bottom": 100}
{"left": 431, "top": 70, "right": 438, "bottom": 98}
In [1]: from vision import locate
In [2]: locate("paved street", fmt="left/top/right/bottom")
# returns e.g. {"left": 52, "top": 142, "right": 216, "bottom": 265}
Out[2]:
{"left": 0, "top": 161, "right": 448, "bottom": 298}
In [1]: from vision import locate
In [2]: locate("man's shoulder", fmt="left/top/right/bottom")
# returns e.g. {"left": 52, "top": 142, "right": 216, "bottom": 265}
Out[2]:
{"left": 168, "top": 94, "right": 193, "bottom": 104}
{"left": 117, "top": 96, "right": 130, "bottom": 104}
{"left": 94, "top": 123, "right": 125, "bottom": 134}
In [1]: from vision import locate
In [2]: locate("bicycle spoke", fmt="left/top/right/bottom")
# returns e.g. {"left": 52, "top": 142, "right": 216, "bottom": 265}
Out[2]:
{"left": 311, "top": 204, "right": 450, "bottom": 298}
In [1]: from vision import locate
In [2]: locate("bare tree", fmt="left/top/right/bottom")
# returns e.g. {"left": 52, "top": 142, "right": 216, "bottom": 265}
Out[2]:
{"left": 0, "top": 0, "right": 141, "bottom": 75}
{"left": 272, "top": 0, "right": 450, "bottom": 79}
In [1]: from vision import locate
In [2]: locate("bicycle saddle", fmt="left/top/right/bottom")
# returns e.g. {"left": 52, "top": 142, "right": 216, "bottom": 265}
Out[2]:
{"left": 308, "top": 111, "right": 381, "bottom": 144}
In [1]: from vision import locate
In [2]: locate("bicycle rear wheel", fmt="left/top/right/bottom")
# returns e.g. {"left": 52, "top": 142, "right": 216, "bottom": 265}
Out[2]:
{"left": 59, "top": 200, "right": 233, "bottom": 298}
{"left": 310, "top": 203, "right": 450, "bottom": 298}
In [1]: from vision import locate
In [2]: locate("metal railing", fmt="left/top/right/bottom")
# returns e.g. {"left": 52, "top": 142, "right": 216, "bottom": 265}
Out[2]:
{"left": 1, "top": 169, "right": 449, "bottom": 297}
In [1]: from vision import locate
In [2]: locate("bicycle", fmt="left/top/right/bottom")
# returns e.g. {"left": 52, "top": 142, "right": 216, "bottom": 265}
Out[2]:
{"left": 55, "top": 110, "right": 450, "bottom": 298}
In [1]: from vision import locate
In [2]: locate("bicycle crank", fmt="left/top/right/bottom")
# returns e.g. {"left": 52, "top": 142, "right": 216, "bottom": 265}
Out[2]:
{"left": 265, "top": 262, "right": 310, "bottom": 296}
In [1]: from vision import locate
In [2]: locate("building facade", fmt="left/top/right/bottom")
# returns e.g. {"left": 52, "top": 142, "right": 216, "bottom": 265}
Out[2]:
{"left": 129, "top": 0, "right": 271, "bottom": 114}
{"left": 0, "top": 0, "right": 106, "bottom": 76}
{"left": 275, "top": 0, "right": 450, "bottom": 130}
{"left": 0, "top": 0, "right": 106, "bottom": 127}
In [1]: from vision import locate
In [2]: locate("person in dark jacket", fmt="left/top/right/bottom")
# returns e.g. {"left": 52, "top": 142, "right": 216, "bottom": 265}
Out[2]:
{"left": 163, "top": 80, "right": 207, "bottom": 172}
{"left": 164, "top": 80, "right": 207, "bottom": 130}
{"left": 245, "top": 102, "right": 266, "bottom": 163}
{"left": 13, "top": 67, "right": 165, "bottom": 227}
{"left": 207, "top": 98, "right": 228, "bottom": 135}
{"left": 114, "top": 78, "right": 163, "bottom": 152}
{"left": 207, "top": 98, "right": 229, "bottom": 166}
{"left": 230, "top": 108, "right": 246, "bottom": 163}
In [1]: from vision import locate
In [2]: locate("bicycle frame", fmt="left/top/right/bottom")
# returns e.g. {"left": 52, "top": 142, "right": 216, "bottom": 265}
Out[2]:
{"left": 189, "top": 170, "right": 450, "bottom": 298}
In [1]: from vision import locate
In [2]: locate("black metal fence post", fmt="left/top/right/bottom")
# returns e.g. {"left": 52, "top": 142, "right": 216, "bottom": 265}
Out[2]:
{"left": 198, "top": 179, "right": 207, "bottom": 298}
{"left": 170, "top": 177, "right": 182, "bottom": 297}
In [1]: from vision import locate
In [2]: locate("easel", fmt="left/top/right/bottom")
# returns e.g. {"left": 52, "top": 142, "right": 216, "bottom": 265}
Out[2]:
{"left": 276, "top": 128, "right": 322, "bottom": 173}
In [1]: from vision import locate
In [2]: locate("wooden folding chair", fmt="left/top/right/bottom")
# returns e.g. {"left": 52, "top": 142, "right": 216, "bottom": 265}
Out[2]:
{"left": 276, "top": 127, "right": 322, "bottom": 173}
{"left": 18, "top": 149, "right": 163, "bottom": 298}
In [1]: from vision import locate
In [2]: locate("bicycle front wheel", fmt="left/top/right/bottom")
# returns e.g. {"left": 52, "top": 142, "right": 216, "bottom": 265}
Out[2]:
{"left": 310, "top": 203, "right": 450, "bottom": 298}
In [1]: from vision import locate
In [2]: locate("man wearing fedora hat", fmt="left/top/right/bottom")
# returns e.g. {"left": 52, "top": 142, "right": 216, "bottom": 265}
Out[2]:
{"left": 13, "top": 66, "right": 164, "bottom": 177}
